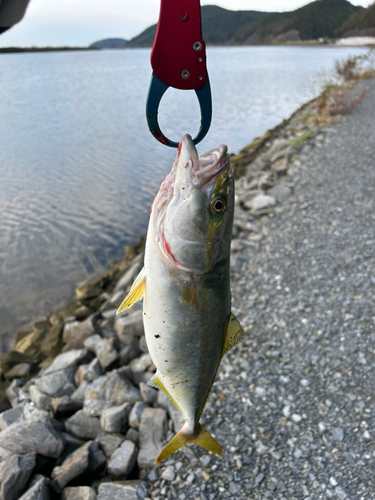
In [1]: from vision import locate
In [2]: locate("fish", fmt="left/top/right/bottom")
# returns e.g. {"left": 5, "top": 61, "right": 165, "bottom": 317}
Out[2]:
{"left": 117, "top": 134, "right": 245, "bottom": 464}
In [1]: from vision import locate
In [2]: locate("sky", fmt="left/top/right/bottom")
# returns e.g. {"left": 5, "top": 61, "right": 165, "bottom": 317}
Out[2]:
{"left": 0, "top": 0, "right": 373, "bottom": 47}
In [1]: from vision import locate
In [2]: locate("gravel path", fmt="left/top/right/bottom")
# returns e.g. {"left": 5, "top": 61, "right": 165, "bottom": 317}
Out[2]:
{"left": 157, "top": 79, "right": 375, "bottom": 500}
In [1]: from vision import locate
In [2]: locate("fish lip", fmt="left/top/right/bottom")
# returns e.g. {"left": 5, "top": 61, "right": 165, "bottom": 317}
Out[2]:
{"left": 175, "top": 134, "right": 229, "bottom": 189}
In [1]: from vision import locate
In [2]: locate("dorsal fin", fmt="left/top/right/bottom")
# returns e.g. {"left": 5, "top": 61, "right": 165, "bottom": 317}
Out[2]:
{"left": 117, "top": 267, "right": 146, "bottom": 314}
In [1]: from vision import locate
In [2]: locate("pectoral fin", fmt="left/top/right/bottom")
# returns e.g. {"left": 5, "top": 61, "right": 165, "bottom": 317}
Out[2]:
{"left": 117, "top": 267, "right": 146, "bottom": 314}
{"left": 222, "top": 313, "right": 245, "bottom": 356}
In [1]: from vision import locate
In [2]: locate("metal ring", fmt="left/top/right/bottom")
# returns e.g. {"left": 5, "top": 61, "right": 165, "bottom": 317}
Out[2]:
{"left": 181, "top": 70, "right": 190, "bottom": 80}
{"left": 193, "top": 41, "right": 202, "bottom": 51}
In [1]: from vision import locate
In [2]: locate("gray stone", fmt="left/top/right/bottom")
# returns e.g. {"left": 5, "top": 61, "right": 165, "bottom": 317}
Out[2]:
{"left": 0, "top": 404, "right": 25, "bottom": 430}
{"left": 51, "top": 396, "right": 82, "bottom": 415}
{"left": 63, "top": 315, "right": 100, "bottom": 352}
{"left": 267, "top": 184, "right": 292, "bottom": 201}
{"left": 65, "top": 410, "right": 102, "bottom": 440}
{"left": 5, "top": 363, "right": 32, "bottom": 379}
{"left": 138, "top": 337, "right": 148, "bottom": 354}
{"left": 19, "top": 476, "right": 50, "bottom": 500}
{"left": 100, "top": 402, "right": 132, "bottom": 433}
{"left": 107, "top": 290, "right": 126, "bottom": 308}
{"left": 96, "top": 435, "right": 124, "bottom": 459}
{"left": 44, "top": 349, "right": 89, "bottom": 375}
{"left": 139, "top": 382, "right": 157, "bottom": 405}
{"left": 6, "top": 379, "right": 26, "bottom": 407}
{"left": 128, "top": 402, "right": 148, "bottom": 431}
{"left": 62, "top": 486, "right": 96, "bottom": 500}
{"left": 130, "top": 354, "right": 152, "bottom": 373}
{"left": 84, "top": 335, "right": 118, "bottom": 370}
{"left": 0, "top": 446, "right": 12, "bottom": 462}
{"left": 97, "top": 481, "right": 148, "bottom": 500}
{"left": 84, "top": 399, "right": 113, "bottom": 418}
{"left": 332, "top": 428, "right": 344, "bottom": 441}
{"left": 137, "top": 408, "right": 167, "bottom": 468}
{"left": 0, "top": 421, "right": 65, "bottom": 457}
{"left": 108, "top": 440, "right": 138, "bottom": 478}
{"left": 335, "top": 486, "right": 347, "bottom": 500}
{"left": 124, "top": 428, "right": 139, "bottom": 447}
{"left": 245, "top": 193, "right": 277, "bottom": 211}
{"left": 52, "top": 440, "right": 105, "bottom": 490}
{"left": 29, "top": 385, "right": 53, "bottom": 411}
{"left": 75, "top": 359, "right": 102, "bottom": 386}
{"left": 161, "top": 465, "right": 175, "bottom": 481}
{"left": 36, "top": 369, "right": 76, "bottom": 398}
{"left": 115, "top": 311, "right": 144, "bottom": 343}
{"left": 0, "top": 452, "right": 36, "bottom": 500}
{"left": 119, "top": 339, "right": 141, "bottom": 366}
{"left": 85, "top": 370, "right": 141, "bottom": 406}
{"left": 23, "top": 403, "right": 50, "bottom": 423}
{"left": 71, "top": 382, "right": 89, "bottom": 405}
{"left": 157, "top": 390, "right": 185, "bottom": 434}
{"left": 115, "top": 260, "right": 143, "bottom": 293}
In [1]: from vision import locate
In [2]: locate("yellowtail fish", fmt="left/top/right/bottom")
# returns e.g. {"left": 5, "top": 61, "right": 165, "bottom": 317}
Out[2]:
{"left": 117, "top": 134, "right": 244, "bottom": 464}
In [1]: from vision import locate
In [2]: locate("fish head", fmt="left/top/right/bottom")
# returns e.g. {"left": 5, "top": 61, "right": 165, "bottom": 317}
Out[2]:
{"left": 151, "top": 134, "right": 234, "bottom": 274}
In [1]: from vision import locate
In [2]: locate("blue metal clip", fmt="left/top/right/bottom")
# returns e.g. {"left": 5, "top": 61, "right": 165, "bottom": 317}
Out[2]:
{"left": 146, "top": 73, "right": 212, "bottom": 148}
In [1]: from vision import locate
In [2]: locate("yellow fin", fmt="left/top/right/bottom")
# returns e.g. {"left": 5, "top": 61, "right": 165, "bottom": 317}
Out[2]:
{"left": 179, "top": 285, "right": 199, "bottom": 310}
{"left": 149, "top": 372, "right": 180, "bottom": 410}
{"left": 222, "top": 313, "right": 245, "bottom": 356}
{"left": 156, "top": 425, "right": 222, "bottom": 465}
{"left": 116, "top": 267, "right": 146, "bottom": 314}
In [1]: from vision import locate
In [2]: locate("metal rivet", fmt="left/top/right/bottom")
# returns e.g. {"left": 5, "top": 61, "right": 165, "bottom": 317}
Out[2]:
{"left": 181, "top": 70, "right": 190, "bottom": 79}
{"left": 181, "top": 12, "right": 189, "bottom": 22}
{"left": 199, "top": 76, "right": 203, "bottom": 80}
{"left": 198, "top": 57, "right": 203, "bottom": 62}
{"left": 193, "top": 41, "right": 202, "bottom": 51}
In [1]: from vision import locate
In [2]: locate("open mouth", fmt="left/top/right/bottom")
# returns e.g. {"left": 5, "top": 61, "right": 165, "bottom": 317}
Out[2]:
{"left": 195, "top": 144, "right": 228, "bottom": 188}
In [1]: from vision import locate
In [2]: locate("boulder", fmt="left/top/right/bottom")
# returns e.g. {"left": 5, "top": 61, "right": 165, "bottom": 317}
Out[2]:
{"left": 43, "top": 349, "right": 89, "bottom": 375}
{"left": 108, "top": 441, "right": 138, "bottom": 478}
{"left": 100, "top": 402, "right": 132, "bottom": 434}
{"left": 139, "top": 382, "right": 157, "bottom": 405}
{"left": 19, "top": 475, "right": 50, "bottom": 500}
{"left": 62, "top": 315, "right": 100, "bottom": 352}
{"left": 29, "top": 385, "right": 53, "bottom": 411}
{"left": 84, "top": 335, "right": 118, "bottom": 370}
{"left": 75, "top": 358, "right": 101, "bottom": 385}
{"left": 128, "top": 402, "right": 148, "bottom": 431}
{"left": 96, "top": 435, "right": 124, "bottom": 459}
{"left": 137, "top": 408, "right": 167, "bottom": 468}
{"left": 97, "top": 481, "right": 148, "bottom": 500}
{"left": 0, "top": 404, "right": 25, "bottom": 430}
{"left": 0, "top": 421, "right": 65, "bottom": 457}
{"left": 65, "top": 410, "right": 102, "bottom": 440}
{"left": 114, "top": 311, "right": 144, "bottom": 344}
{"left": 245, "top": 193, "right": 276, "bottom": 212}
{"left": 62, "top": 486, "right": 97, "bottom": 500}
{"left": 36, "top": 369, "right": 76, "bottom": 398}
{"left": 0, "top": 452, "right": 36, "bottom": 500}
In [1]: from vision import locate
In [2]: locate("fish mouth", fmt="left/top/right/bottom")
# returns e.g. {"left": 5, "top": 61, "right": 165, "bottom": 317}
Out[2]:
{"left": 177, "top": 134, "right": 229, "bottom": 189}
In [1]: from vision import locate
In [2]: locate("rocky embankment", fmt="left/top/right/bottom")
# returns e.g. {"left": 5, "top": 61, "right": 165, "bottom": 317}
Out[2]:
{"left": 0, "top": 80, "right": 372, "bottom": 499}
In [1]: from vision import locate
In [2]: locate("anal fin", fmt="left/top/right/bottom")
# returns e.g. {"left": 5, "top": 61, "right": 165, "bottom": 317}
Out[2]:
{"left": 222, "top": 313, "right": 245, "bottom": 356}
{"left": 117, "top": 267, "right": 146, "bottom": 314}
{"left": 148, "top": 372, "right": 180, "bottom": 410}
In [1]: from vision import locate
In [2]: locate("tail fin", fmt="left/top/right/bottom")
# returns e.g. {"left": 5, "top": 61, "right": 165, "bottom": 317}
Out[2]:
{"left": 156, "top": 424, "right": 222, "bottom": 465}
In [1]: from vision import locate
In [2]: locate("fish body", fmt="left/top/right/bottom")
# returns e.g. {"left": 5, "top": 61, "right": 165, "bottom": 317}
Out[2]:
{"left": 118, "top": 134, "right": 244, "bottom": 463}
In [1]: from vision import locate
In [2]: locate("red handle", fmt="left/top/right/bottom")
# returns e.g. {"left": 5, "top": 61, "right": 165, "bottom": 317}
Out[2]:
{"left": 151, "top": 0, "right": 207, "bottom": 91}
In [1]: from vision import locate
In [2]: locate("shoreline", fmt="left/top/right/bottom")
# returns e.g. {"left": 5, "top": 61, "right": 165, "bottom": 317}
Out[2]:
{"left": 0, "top": 76, "right": 372, "bottom": 498}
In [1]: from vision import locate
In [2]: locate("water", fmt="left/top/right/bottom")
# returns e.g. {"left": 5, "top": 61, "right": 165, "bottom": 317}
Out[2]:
{"left": 0, "top": 46, "right": 366, "bottom": 348}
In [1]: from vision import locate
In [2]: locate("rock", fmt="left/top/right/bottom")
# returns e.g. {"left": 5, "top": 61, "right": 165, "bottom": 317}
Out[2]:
{"left": 267, "top": 184, "right": 292, "bottom": 200}
{"left": 71, "top": 382, "right": 89, "bottom": 405}
{"left": 76, "top": 276, "right": 106, "bottom": 301}
{"left": 161, "top": 465, "right": 175, "bottom": 482}
{"left": 19, "top": 476, "right": 50, "bottom": 500}
{"left": 98, "top": 370, "right": 141, "bottom": 405}
{"left": 65, "top": 410, "right": 102, "bottom": 440}
{"left": 100, "top": 402, "right": 132, "bottom": 434}
{"left": 74, "top": 306, "right": 94, "bottom": 321}
{"left": 0, "top": 446, "right": 12, "bottom": 462}
{"left": 96, "top": 435, "right": 124, "bottom": 459}
{"left": 23, "top": 403, "right": 50, "bottom": 423}
{"left": 108, "top": 440, "right": 138, "bottom": 478}
{"left": 129, "top": 354, "right": 152, "bottom": 373}
{"left": 137, "top": 408, "right": 167, "bottom": 468}
{"left": 124, "top": 428, "right": 139, "bottom": 447}
{"left": 63, "top": 315, "right": 100, "bottom": 352}
{"left": 245, "top": 194, "right": 276, "bottom": 211}
{"left": 51, "top": 396, "right": 82, "bottom": 415}
{"left": 52, "top": 441, "right": 106, "bottom": 491}
{"left": 115, "top": 311, "right": 144, "bottom": 344}
{"left": 119, "top": 339, "right": 141, "bottom": 366}
{"left": 0, "top": 452, "right": 36, "bottom": 500}
{"left": 97, "top": 481, "right": 148, "bottom": 500}
{"left": 84, "top": 399, "right": 113, "bottom": 418}
{"left": 36, "top": 369, "right": 76, "bottom": 398}
{"left": 29, "top": 385, "right": 53, "bottom": 411}
{"left": 270, "top": 146, "right": 293, "bottom": 163}
{"left": 139, "top": 382, "right": 157, "bottom": 405}
{"left": 62, "top": 486, "right": 97, "bottom": 500}
{"left": 75, "top": 358, "right": 102, "bottom": 385}
{"left": 84, "top": 335, "right": 118, "bottom": 370}
{"left": 138, "top": 337, "right": 148, "bottom": 354}
{"left": 128, "top": 402, "right": 148, "bottom": 431}
{"left": 157, "top": 390, "right": 185, "bottom": 433}
{"left": 115, "top": 260, "right": 143, "bottom": 293}
{"left": 0, "top": 421, "right": 65, "bottom": 457}
{"left": 44, "top": 349, "right": 90, "bottom": 375}
{"left": 5, "top": 363, "right": 32, "bottom": 379}
{"left": 6, "top": 379, "right": 26, "bottom": 407}
{"left": 332, "top": 428, "right": 344, "bottom": 441}
{"left": 0, "top": 404, "right": 25, "bottom": 430}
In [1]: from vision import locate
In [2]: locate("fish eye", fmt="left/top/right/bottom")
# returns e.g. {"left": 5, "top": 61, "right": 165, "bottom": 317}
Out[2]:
{"left": 211, "top": 196, "right": 226, "bottom": 214}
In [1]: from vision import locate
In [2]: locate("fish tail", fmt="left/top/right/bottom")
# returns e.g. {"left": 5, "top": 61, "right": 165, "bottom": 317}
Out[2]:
{"left": 156, "top": 423, "right": 222, "bottom": 465}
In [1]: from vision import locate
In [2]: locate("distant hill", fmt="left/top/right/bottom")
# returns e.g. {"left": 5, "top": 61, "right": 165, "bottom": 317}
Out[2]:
{"left": 89, "top": 38, "right": 128, "bottom": 49}
{"left": 335, "top": 1, "right": 375, "bottom": 38}
{"left": 233, "top": 0, "right": 362, "bottom": 44}
{"left": 126, "top": 5, "right": 273, "bottom": 47}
